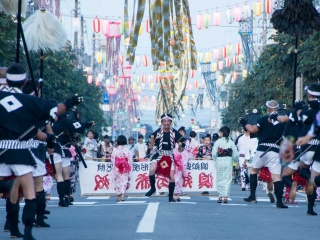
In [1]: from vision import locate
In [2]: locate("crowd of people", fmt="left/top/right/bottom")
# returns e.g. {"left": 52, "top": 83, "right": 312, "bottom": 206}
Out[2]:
{"left": 2, "top": 64, "right": 320, "bottom": 240}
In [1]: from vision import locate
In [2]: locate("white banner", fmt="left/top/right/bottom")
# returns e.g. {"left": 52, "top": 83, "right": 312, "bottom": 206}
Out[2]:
{"left": 79, "top": 160, "right": 217, "bottom": 195}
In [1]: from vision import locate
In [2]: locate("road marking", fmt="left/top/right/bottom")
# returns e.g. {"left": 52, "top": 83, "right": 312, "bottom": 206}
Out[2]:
{"left": 71, "top": 202, "right": 97, "bottom": 205}
{"left": 118, "top": 201, "right": 146, "bottom": 204}
{"left": 209, "top": 197, "right": 232, "bottom": 201}
{"left": 296, "top": 192, "right": 307, "bottom": 197}
{"left": 136, "top": 202, "right": 159, "bottom": 233}
{"left": 87, "top": 197, "right": 110, "bottom": 200}
{"left": 50, "top": 197, "right": 59, "bottom": 200}
{"left": 257, "top": 198, "right": 306, "bottom": 203}
{"left": 221, "top": 204, "right": 247, "bottom": 206}
{"left": 128, "top": 197, "right": 150, "bottom": 199}
{"left": 271, "top": 205, "right": 299, "bottom": 208}
{"left": 171, "top": 202, "right": 196, "bottom": 204}
{"left": 179, "top": 196, "right": 191, "bottom": 200}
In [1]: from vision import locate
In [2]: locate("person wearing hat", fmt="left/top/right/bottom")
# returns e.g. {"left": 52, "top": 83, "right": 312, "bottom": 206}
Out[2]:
{"left": 145, "top": 113, "right": 185, "bottom": 202}
{"left": 135, "top": 135, "right": 148, "bottom": 161}
{"left": 239, "top": 100, "right": 288, "bottom": 209}
{"left": 271, "top": 83, "right": 320, "bottom": 215}
{"left": 125, "top": 136, "right": 136, "bottom": 160}
{"left": 0, "top": 67, "right": 8, "bottom": 91}
{"left": 0, "top": 63, "right": 82, "bottom": 239}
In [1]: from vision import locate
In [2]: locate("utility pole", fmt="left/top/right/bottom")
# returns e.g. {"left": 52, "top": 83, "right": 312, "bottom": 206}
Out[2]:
{"left": 92, "top": 33, "right": 96, "bottom": 74}
{"left": 80, "top": 15, "right": 85, "bottom": 69}
{"left": 262, "top": 4, "right": 267, "bottom": 49}
{"left": 74, "top": 0, "right": 79, "bottom": 67}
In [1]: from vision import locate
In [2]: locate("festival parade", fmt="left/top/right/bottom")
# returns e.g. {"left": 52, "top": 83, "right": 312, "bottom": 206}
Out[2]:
{"left": 1, "top": 0, "right": 320, "bottom": 239}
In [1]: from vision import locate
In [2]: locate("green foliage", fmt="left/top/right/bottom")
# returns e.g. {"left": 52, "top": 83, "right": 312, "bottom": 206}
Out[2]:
{"left": 0, "top": 13, "right": 108, "bottom": 135}
{"left": 222, "top": 33, "right": 317, "bottom": 130}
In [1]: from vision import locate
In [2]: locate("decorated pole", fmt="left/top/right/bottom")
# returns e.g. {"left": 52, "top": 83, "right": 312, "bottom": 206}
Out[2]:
{"left": 15, "top": 0, "right": 22, "bottom": 63}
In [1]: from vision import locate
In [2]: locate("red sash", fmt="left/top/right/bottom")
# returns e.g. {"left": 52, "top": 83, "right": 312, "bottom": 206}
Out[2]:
{"left": 156, "top": 156, "right": 172, "bottom": 178}
{"left": 115, "top": 157, "right": 131, "bottom": 174}
{"left": 174, "top": 154, "right": 183, "bottom": 171}
{"left": 258, "top": 167, "right": 272, "bottom": 183}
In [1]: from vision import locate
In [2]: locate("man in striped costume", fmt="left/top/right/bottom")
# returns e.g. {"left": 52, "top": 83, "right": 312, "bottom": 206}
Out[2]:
{"left": 145, "top": 113, "right": 184, "bottom": 202}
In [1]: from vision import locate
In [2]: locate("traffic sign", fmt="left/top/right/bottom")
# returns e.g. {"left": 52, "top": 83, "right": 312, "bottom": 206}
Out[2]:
{"left": 194, "top": 128, "right": 205, "bottom": 133}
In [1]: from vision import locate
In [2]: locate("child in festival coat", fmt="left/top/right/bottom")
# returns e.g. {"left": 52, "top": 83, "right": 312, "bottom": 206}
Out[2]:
{"left": 111, "top": 135, "right": 133, "bottom": 202}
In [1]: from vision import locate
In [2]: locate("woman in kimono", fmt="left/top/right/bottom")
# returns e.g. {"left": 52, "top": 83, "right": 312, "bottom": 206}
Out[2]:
{"left": 83, "top": 130, "right": 98, "bottom": 159}
{"left": 111, "top": 135, "right": 133, "bottom": 202}
{"left": 212, "top": 126, "right": 238, "bottom": 203}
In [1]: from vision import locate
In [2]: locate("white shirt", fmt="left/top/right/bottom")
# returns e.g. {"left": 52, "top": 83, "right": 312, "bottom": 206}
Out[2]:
{"left": 237, "top": 134, "right": 250, "bottom": 158}
{"left": 134, "top": 142, "right": 148, "bottom": 158}
{"left": 125, "top": 144, "right": 136, "bottom": 157}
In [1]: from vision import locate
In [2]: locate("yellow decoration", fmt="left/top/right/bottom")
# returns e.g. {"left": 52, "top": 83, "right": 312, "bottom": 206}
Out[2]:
{"left": 96, "top": 51, "right": 102, "bottom": 64}
{"left": 212, "top": 62, "right": 217, "bottom": 72}
{"left": 205, "top": 52, "right": 211, "bottom": 63}
{"left": 149, "top": 82, "right": 154, "bottom": 90}
{"left": 137, "top": 86, "right": 142, "bottom": 93}
{"left": 254, "top": 0, "right": 262, "bottom": 17}
{"left": 132, "top": 82, "right": 137, "bottom": 90}
{"left": 243, "top": 69, "right": 248, "bottom": 78}
{"left": 218, "top": 75, "right": 223, "bottom": 84}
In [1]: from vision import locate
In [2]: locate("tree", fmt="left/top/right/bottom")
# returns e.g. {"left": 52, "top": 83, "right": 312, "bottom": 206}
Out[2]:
{"left": 222, "top": 33, "right": 316, "bottom": 130}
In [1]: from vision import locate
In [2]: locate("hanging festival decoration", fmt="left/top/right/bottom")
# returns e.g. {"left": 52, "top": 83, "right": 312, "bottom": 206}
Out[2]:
{"left": 234, "top": 6, "right": 242, "bottom": 22}
{"left": 232, "top": 72, "right": 238, "bottom": 81}
{"left": 213, "top": 48, "right": 219, "bottom": 60}
{"left": 143, "top": 55, "right": 148, "bottom": 67}
{"left": 218, "top": 60, "right": 224, "bottom": 70}
{"left": 197, "top": 13, "right": 204, "bottom": 30}
{"left": 146, "top": 18, "right": 150, "bottom": 33}
{"left": 265, "top": 0, "right": 273, "bottom": 14}
{"left": 190, "top": 69, "right": 195, "bottom": 78}
{"left": 243, "top": 69, "right": 248, "bottom": 78}
{"left": 243, "top": 4, "right": 251, "bottom": 19}
{"left": 87, "top": 75, "right": 93, "bottom": 84}
{"left": 204, "top": 12, "right": 211, "bottom": 29}
{"left": 125, "top": 0, "right": 196, "bottom": 123}
{"left": 235, "top": 43, "right": 241, "bottom": 55}
{"left": 148, "top": 74, "right": 153, "bottom": 83}
{"left": 93, "top": 17, "right": 100, "bottom": 33}
{"left": 205, "top": 52, "right": 211, "bottom": 63}
{"left": 212, "top": 62, "right": 217, "bottom": 72}
{"left": 141, "top": 74, "right": 146, "bottom": 83}
{"left": 150, "top": 82, "right": 154, "bottom": 90}
{"left": 135, "top": 54, "right": 141, "bottom": 67}
{"left": 213, "top": 10, "right": 221, "bottom": 26}
{"left": 226, "top": 8, "right": 233, "bottom": 24}
{"left": 227, "top": 44, "right": 232, "bottom": 56}
{"left": 198, "top": 52, "right": 203, "bottom": 63}
{"left": 226, "top": 58, "right": 231, "bottom": 68}
{"left": 254, "top": 0, "right": 263, "bottom": 17}
{"left": 232, "top": 55, "right": 238, "bottom": 65}
{"left": 221, "top": 46, "right": 227, "bottom": 58}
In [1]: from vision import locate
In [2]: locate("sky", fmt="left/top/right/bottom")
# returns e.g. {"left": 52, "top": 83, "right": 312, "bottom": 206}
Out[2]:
{"left": 59, "top": 0, "right": 270, "bottom": 132}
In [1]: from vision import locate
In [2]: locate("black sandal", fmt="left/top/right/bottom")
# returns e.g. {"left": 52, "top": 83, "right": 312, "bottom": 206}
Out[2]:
{"left": 217, "top": 197, "right": 222, "bottom": 203}
{"left": 224, "top": 198, "right": 228, "bottom": 203}
{"left": 176, "top": 198, "right": 181, "bottom": 202}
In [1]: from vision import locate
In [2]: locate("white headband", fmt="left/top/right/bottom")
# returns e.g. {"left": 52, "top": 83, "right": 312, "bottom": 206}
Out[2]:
{"left": 266, "top": 101, "right": 279, "bottom": 109}
{"left": 161, "top": 114, "right": 172, "bottom": 121}
{"left": 6, "top": 73, "right": 27, "bottom": 81}
{"left": 0, "top": 78, "right": 6, "bottom": 84}
{"left": 307, "top": 89, "right": 320, "bottom": 96}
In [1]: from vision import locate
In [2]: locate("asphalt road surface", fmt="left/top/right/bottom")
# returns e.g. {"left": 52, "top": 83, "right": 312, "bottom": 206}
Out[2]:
{"left": 0, "top": 184, "right": 319, "bottom": 240}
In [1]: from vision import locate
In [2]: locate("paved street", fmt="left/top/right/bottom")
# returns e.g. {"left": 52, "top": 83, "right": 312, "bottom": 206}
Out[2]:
{"left": 0, "top": 184, "right": 319, "bottom": 240}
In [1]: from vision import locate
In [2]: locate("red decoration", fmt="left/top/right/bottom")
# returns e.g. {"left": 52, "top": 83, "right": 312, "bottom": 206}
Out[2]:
{"left": 156, "top": 156, "right": 172, "bottom": 178}
{"left": 265, "top": 0, "right": 273, "bottom": 14}
{"left": 198, "top": 172, "right": 213, "bottom": 189}
{"left": 183, "top": 172, "right": 193, "bottom": 188}
{"left": 221, "top": 47, "right": 227, "bottom": 58}
{"left": 94, "top": 174, "right": 110, "bottom": 191}
{"left": 155, "top": 74, "right": 160, "bottom": 83}
{"left": 143, "top": 55, "right": 148, "bottom": 67}
{"left": 93, "top": 17, "right": 100, "bottom": 33}
{"left": 236, "top": 43, "right": 241, "bottom": 55}
{"left": 226, "top": 58, "right": 231, "bottom": 68}
{"left": 135, "top": 173, "right": 151, "bottom": 190}
{"left": 190, "top": 69, "right": 195, "bottom": 78}
{"left": 146, "top": 18, "right": 150, "bottom": 33}
{"left": 156, "top": 175, "right": 169, "bottom": 189}
{"left": 141, "top": 74, "right": 146, "bottom": 83}
{"left": 258, "top": 167, "right": 272, "bottom": 183}
{"left": 232, "top": 55, "right": 238, "bottom": 65}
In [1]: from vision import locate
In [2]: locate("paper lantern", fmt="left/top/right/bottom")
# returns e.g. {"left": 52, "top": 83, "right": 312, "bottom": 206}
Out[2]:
{"left": 243, "top": 69, "right": 248, "bottom": 78}
{"left": 218, "top": 75, "right": 223, "bottom": 85}
{"left": 137, "top": 86, "right": 142, "bottom": 93}
{"left": 155, "top": 74, "right": 160, "bottom": 83}
{"left": 235, "top": 43, "right": 241, "bottom": 55}
{"left": 143, "top": 55, "right": 148, "bottom": 67}
{"left": 107, "top": 85, "right": 117, "bottom": 95}
{"left": 213, "top": 10, "right": 221, "bottom": 26}
{"left": 197, "top": 52, "right": 203, "bottom": 63}
{"left": 149, "top": 82, "right": 154, "bottom": 90}
{"left": 145, "top": 96, "right": 148, "bottom": 102}
{"left": 212, "top": 62, "right": 217, "bottom": 72}
{"left": 221, "top": 47, "right": 227, "bottom": 58}
{"left": 196, "top": 13, "right": 204, "bottom": 30}
{"left": 93, "top": 17, "right": 100, "bottom": 33}
{"left": 128, "top": 20, "right": 132, "bottom": 33}
{"left": 135, "top": 55, "right": 141, "bottom": 67}
{"left": 190, "top": 69, "right": 195, "bottom": 78}
{"left": 213, "top": 48, "right": 219, "bottom": 60}
{"left": 194, "top": 81, "right": 199, "bottom": 89}
{"left": 102, "top": 20, "right": 109, "bottom": 36}
{"left": 73, "top": 17, "right": 80, "bottom": 32}
{"left": 132, "top": 82, "right": 137, "bottom": 90}
{"left": 187, "top": 83, "right": 192, "bottom": 91}
{"left": 136, "top": 75, "right": 140, "bottom": 84}
{"left": 96, "top": 52, "right": 102, "bottom": 64}
{"left": 265, "top": 0, "right": 273, "bottom": 14}
{"left": 227, "top": 44, "right": 232, "bottom": 56}
{"left": 239, "top": 54, "right": 244, "bottom": 63}
{"left": 226, "top": 8, "right": 233, "bottom": 24}
{"left": 218, "top": 60, "right": 224, "bottom": 70}
{"left": 204, "top": 12, "right": 211, "bottom": 29}
{"left": 205, "top": 52, "right": 211, "bottom": 63}
{"left": 232, "top": 55, "right": 238, "bottom": 65}
{"left": 87, "top": 75, "right": 92, "bottom": 84}
{"left": 148, "top": 74, "right": 153, "bottom": 83}
{"left": 243, "top": 4, "right": 251, "bottom": 19}
{"left": 226, "top": 58, "right": 231, "bottom": 68}
{"left": 95, "top": 80, "right": 100, "bottom": 86}
{"left": 142, "top": 74, "right": 146, "bottom": 83}
{"left": 254, "top": 0, "right": 262, "bottom": 16}
{"left": 137, "top": 95, "right": 141, "bottom": 101}
{"left": 146, "top": 18, "right": 150, "bottom": 33}
{"left": 232, "top": 72, "right": 238, "bottom": 81}
{"left": 152, "top": 95, "right": 156, "bottom": 102}
{"left": 234, "top": 6, "right": 242, "bottom": 22}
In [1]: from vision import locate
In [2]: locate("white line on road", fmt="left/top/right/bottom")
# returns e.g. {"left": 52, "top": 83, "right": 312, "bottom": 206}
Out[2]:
{"left": 87, "top": 197, "right": 110, "bottom": 200}
{"left": 179, "top": 196, "right": 191, "bottom": 200}
{"left": 136, "top": 202, "right": 160, "bottom": 233}
{"left": 221, "top": 204, "right": 247, "bottom": 206}
{"left": 171, "top": 202, "right": 196, "bottom": 204}
{"left": 70, "top": 202, "right": 97, "bottom": 205}
{"left": 128, "top": 197, "right": 150, "bottom": 199}
{"left": 118, "top": 201, "right": 146, "bottom": 204}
